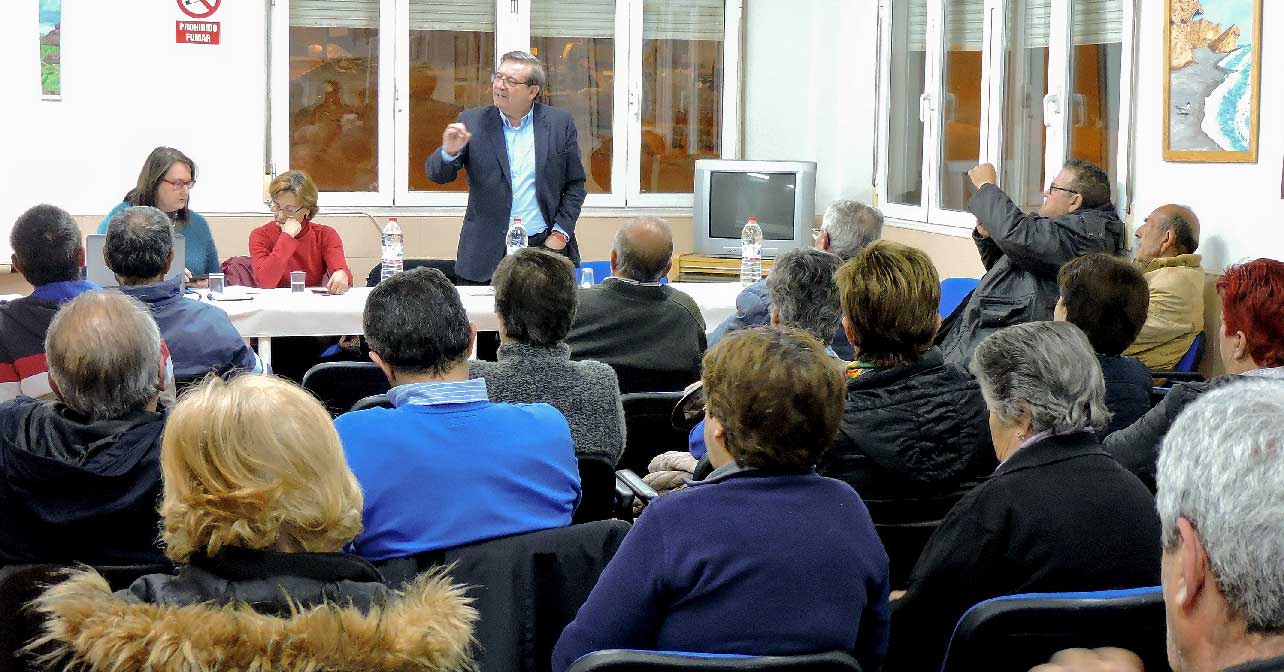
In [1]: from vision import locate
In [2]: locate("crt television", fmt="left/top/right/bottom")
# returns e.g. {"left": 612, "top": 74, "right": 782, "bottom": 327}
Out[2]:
{"left": 692, "top": 159, "right": 817, "bottom": 258}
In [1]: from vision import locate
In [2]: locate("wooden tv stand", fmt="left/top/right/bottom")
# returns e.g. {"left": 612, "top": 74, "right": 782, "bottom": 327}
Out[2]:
{"left": 674, "top": 253, "right": 775, "bottom": 283}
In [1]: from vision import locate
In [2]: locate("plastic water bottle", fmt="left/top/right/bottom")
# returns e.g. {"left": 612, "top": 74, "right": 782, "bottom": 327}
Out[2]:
{"left": 506, "top": 217, "right": 527, "bottom": 256}
{"left": 740, "top": 217, "right": 763, "bottom": 287}
{"left": 380, "top": 217, "right": 403, "bottom": 283}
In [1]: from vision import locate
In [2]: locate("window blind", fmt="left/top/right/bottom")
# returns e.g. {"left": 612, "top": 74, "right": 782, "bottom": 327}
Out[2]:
{"left": 532, "top": 0, "right": 615, "bottom": 39}
{"left": 642, "top": 0, "right": 724, "bottom": 41}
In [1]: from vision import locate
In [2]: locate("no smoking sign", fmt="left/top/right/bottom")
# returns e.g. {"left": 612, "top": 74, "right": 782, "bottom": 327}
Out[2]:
{"left": 176, "top": 0, "right": 221, "bottom": 45}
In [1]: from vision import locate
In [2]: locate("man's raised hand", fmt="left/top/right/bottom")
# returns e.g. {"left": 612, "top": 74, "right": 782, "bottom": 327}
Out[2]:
{"left": 443, "top": 123, "right": 472, "bottom": 156}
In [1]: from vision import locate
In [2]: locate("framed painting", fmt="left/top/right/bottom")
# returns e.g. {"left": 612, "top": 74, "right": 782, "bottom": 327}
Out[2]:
{"left": 39, "top": 0, "right": 61, "bottom": 99}
{"left": 1163, "top": 0, "right": 1261, "bottom": 162}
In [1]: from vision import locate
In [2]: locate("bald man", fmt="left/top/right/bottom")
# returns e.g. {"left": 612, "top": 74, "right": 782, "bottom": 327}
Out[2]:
{"left": 1124, "top": 205, "right": 1205, "bottom": 369}
{"left": 565, "top": 218, "right": 706, "bottom": 393}
{"left": 0, "top": 290, "right": 168, "bottom": 566}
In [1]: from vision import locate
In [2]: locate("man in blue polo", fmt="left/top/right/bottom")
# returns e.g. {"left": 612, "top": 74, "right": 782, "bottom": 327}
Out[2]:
{"left": 335, "top": 267, "right": 580, "bottom": 561}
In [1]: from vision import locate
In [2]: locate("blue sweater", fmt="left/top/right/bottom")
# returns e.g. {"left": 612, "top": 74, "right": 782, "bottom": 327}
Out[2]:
{"left": 99, "top": 202, "right": 221, "bottom": 277}
{"left": 335, "top": 398, "right": 580, "bottom": 562}
{"left": 118, "top": 277, "right": 263, "bottom": 381}
{"left": 551, "top": 470, "right": 890, "bottom": 672}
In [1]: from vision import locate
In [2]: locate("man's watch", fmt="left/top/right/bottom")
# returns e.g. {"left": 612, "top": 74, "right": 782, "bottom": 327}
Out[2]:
{"left": 549, "top": 230, "right": 570, "bottom": 245}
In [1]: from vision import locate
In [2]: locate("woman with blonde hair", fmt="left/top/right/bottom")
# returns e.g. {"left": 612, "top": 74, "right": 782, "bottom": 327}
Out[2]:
{"left": 249, "top": 170, "right": 352, "bottom": 294}
{"left": 31, "top": 375, "right": 476, "bottom": 672}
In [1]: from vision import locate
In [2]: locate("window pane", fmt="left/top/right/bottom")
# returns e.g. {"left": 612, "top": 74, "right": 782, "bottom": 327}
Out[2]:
{"left": 407, "top": 1, "right": 495, "bottom": 192}
{"left": 289, "top": 2, "right": 379, "bottom": 192}
{"left": 939, "top": 0, "right": 984, "bottom": 211}
{"left": 532, "top": 0, "right": 615, "bottom": 194}
{"left": 1002, "top": 0, "right": 1050, "bottom": 211}
{"left": 640, "top": 0, "right": 723, "bottom": 194}
{"left": 1068, "top": 0, "right": 1123, "bottom": 182}
{"left": 886, "top": 0, "right": 927, "bottom": 207}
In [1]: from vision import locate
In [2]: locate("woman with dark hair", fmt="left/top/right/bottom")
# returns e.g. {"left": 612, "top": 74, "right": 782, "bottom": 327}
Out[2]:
{"left": 30, "top": 375, "right": 477, "bottom": 672}
{"left": 1105, "top": 258, "right": 1284, "bottom": 490}
{"left": 1053, "top": 253, "right": 1152, "bottom": 439}
{"left": 99, "top": 147, "right": 220, "bottom": 283}
{"left": 552, "top": 327, "right": 890, "bottom": 672}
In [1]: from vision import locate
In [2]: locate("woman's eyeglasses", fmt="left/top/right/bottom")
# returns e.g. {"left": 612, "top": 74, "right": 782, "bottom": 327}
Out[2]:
{"left": 159, "top": 178, "right": 196, "bottom": 190}
{"left": 266, "top": 200, "right": 305, "bottom": 216}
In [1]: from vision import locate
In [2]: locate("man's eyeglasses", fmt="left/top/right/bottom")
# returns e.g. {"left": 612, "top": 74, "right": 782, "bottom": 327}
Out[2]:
{"left": 491, "top": 72, "right": 534, "bottom": 87}
{"left": 1046, "top": 183, "right": 1079, "bottom": 196}
{"left": 160, "top": 178, "right": 196, "bottom": 190}
{"left": 266, "top": 200, "right": 305, "bottom": 216}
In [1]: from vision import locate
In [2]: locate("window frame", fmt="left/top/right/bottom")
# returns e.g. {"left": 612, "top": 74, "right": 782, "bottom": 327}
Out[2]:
{"left": 269, "top": 0, "right": 743, "bottom": 210}
{"left": 874, "top": 0, "right": 1137, "bottom": 235}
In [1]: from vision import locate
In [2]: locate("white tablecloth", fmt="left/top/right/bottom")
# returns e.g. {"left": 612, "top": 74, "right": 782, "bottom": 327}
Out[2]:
{"left": 209, "top": 282, "right": 744, "bottom": 339}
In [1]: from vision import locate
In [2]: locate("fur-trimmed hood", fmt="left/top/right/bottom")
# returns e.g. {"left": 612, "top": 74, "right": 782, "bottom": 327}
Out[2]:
{"left": 29, "top": 567, "right": 477, "bottom": 672}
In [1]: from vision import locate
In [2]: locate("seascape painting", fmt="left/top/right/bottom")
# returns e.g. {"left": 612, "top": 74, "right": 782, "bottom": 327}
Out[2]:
{"left": 40, "top": 0, "right": 61, "bottom": 98}
{"left": 1164, "top": 0, "right": 1261, "bottom": 162}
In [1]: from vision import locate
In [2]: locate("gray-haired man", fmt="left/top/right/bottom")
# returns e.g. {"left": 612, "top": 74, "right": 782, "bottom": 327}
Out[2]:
{"left": 708, "top": 199, "right": 884, "bottom": 359}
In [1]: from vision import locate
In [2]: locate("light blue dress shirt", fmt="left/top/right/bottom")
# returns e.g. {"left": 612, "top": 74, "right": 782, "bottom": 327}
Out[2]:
{"left": 441, "top": 106, "right": 567, "bottom": 239}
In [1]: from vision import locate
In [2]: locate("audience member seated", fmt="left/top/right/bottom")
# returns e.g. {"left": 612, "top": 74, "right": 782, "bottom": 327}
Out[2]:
{"left": 249, "top": 170, "right": 352, "bottom": 294}
{"left": 336, "top": 268, "right": 580, "bottom": 561}
{"left": 1105, "top": 258, "right": 1284, "bottom": 491}
{"left": 98, "top": 147, "right": 221, "bottom": 282}
{"left": 1124, "top": 204, "right": 1205, "bottom": 370}
{"left": 30, "top": 374, "right": 477, "bottom": 672}
{"left": 0, "top": 291, "right": 168, "bottom": 566}
{"left": 1054, "top": 253, "right": 1152, "bottom": 439}
{"left": 886, "top": 321, "right": 1161, "bottom": 672}
{"left": 470, "top": 248, "right": 624, "bottom": 464}
{"left": 938, "top": 160, "right": 1127, "bottom": 366}
{"left": 566, "top": 218, "right": 706, "bottom": 392}
{"left": 820, "top": 241, "right": 993, "bottom": 500}
{"left": 1032, "top": 382, "right": 1284, "bottom": 672}
{"left": 709, "top": 199, "right": 884, "bottom": 359}
{"left": 106, "top": 205, "right": 265, "bottom": 383}
{"left": 1, "top": 204, "right": 96, "bottom": 401}
{"left": 552, "top": 327, "right": 890, "bottom": 672}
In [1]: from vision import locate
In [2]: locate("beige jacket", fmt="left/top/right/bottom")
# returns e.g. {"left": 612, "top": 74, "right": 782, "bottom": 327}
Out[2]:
{"left": 1124, "top": 254, "right": 1205, "bottom": 369}
{"left": 28, "top": 569, "right": 477, "bottom": 672}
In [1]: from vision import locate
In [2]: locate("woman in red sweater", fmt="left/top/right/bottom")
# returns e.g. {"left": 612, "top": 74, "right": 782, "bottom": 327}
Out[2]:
{"left": 250, "top": 171, "right": 352, "bottom": 294}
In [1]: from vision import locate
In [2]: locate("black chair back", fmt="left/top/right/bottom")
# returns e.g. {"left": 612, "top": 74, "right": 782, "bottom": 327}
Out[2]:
{"left": 350, "top": 393, "right": 393, "bottom": 413}
{"left": 375, "top": 520, "right": 631, "bottom": 672}
{"left": 573, "top": 454, "right": 618, "bottom": 524}
{"left": 611, "top": 365, "right": 699, "bottom": 396}
{"left": 940, "top": 587, "right": 1166, "bottom": 672}
{"left": 0, "top": 563, "right": 171, "bottom": 672}
{"left": 864, "top": 485, "right": 975, "bottom": 591}
{"left": 301, "top": 361, "right": 390, "bottom": 417}
{"left": 567, "top": 650, "right": 862, "bottom": 672}
{"left": 619, "top": 392, "right": 688, "bottom": 475}
{"left": 366, "top": 259, "right": 459, "bottom": 287}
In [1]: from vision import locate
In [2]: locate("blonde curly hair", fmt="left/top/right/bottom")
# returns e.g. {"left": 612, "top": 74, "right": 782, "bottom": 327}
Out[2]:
{"left": 159, "top": 375, "right": 363, "bottom": 563}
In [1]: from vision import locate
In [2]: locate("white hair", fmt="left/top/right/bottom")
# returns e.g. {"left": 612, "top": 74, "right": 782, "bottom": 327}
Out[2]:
{"left": 1156, "top": 380, "right": 1284, "bottom": 632}
{"left": 823, "top": 200, "right": 883, "bottom": 261}
{"left": 46, "top": 290, "right": 162, "bottom": 420}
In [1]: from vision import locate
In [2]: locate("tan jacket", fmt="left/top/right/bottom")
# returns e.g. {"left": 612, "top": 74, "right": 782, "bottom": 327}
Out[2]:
{"left": 29, "top": 568, "right": 477, "bottom": 672}
{"left": 1124, "top": 254, "right": 1205, "bottom": 369}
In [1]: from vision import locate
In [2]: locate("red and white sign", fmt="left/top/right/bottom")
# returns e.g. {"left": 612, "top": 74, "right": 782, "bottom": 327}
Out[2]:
{"left": 176, "top": 21, "right": 220, "bottom": 45}
{"left": 176, "top": 0, "right": 220, "bottom": 19}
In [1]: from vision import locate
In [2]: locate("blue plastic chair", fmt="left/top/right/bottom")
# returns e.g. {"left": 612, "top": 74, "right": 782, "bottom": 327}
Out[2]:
{"left": 940, "top": 586, "right": 1165, "bottom": 672}
{"left": 1150, "top": 333, "right": 1207, "bottom": 405}
{"left": 938, "top": 277, "right": 979, "bottom": 318}
{"left": 568, "top": 650, "right": 862, "bottom": 672}
{"left": 575, "top": 261, "right": 668, "bottom": 285}
{"left": 1173, "top": 332, "right": 1205, "bottom": 373}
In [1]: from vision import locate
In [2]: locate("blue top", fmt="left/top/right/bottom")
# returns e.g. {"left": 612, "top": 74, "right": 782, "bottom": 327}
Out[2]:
{"left": 30, "top": 279, "right": 98, "bottom": 303}
{"left": 335, "top": 378, "right": 581, "bottom": 562}
{"left": 551, "top": 469, "right": 891, "bottom": 672}
{"left": 98, "top": 201, "right": 221, "bottom": 277}
{"left": 441, "top": 106, "right": 566, "bottom": 239}
{"left": 118, "top": 276, "right": 263, "bottom": 381}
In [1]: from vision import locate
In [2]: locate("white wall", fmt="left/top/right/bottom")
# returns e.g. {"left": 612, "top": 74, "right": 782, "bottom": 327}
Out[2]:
{"left": 742, "top": 0, "right": 879, "bottom": 212}
{"left": 1120, "top": 2, "right": 1282, "bottom": 270}
{"left": 1, "top": 1, "right": 269, "bottom": 257}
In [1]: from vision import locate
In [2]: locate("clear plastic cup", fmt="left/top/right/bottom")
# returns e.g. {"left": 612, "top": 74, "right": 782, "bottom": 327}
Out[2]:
{"left": 290, "top": 270, "right": 306, "bottom": 293}
{"left": 207, "top": 273, "right": 225, "bottom": 295}
{"left": 579, "top": 267, "right": 595, "bottom": 289}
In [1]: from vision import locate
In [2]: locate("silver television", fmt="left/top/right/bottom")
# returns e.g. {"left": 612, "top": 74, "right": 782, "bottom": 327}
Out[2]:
{"left": 692, "top": 159, "right": 817, "bottom": 258}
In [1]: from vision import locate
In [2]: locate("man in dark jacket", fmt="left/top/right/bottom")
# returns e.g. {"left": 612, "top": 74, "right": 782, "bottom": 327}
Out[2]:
{"left": 106, "top": 205, "right": 265, "bottom": 384}
{"left": 937, "top": 160, "right": 1127, "bottom": 365}
{"left": 0, "top": 204, "right": 96, "bottom": 402}
{"left": 0, "top": 290, "right": 169, "bottom": 567}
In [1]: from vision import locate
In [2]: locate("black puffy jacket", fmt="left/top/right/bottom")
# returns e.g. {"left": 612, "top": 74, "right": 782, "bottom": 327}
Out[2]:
{"left": 819, "top": 348, "right": 995, "bottom": 500}
{"left": 1097, "top": 354, "right": 1152, "bottom": 440}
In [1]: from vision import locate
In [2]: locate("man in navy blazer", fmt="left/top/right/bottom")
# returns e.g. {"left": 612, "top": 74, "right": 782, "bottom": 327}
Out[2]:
{"left": 426, "top": 51, "right": 588, "bottom": 283}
